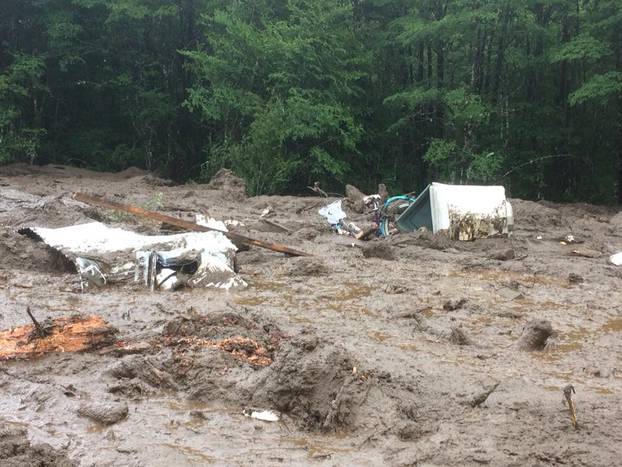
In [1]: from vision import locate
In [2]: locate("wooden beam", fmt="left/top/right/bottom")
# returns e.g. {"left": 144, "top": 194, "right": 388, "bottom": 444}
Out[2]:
{"left": 72, "top": 192, "right": 311, "bottom": 257}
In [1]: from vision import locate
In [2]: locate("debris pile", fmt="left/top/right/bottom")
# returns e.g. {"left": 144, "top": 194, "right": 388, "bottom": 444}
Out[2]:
{"left": 318, "top": 182, "right": 513, "bottom": 242}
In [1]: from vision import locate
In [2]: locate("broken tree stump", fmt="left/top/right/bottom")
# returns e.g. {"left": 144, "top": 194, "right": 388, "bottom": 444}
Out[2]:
{"left": 0, "top": 315, "right": 117, "bottom": 360}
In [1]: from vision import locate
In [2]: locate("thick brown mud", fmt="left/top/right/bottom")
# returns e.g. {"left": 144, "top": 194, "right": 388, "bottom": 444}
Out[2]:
{"left": 1, "top": 163, "right": 621, "bottom": 465}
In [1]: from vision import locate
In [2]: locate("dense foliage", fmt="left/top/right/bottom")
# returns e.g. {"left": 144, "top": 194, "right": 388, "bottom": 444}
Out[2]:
{"left": 1, "top": 0, "right": 621, "bottom": 202}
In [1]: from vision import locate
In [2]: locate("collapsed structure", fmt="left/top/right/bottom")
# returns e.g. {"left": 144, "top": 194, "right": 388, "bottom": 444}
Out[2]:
{"left": 20, "top": 219, "right": 245, "bottom": 291}
{"left": 394, "top": 183, "right": 514, "bottom": 240}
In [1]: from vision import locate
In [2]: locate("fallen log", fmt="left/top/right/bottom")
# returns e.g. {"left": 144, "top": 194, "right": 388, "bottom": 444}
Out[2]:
{"left": 0, "top": 315, "right": 117, "bottom": 360}
{"left": 73, "top": 192, "right": 310, "bottom": 257}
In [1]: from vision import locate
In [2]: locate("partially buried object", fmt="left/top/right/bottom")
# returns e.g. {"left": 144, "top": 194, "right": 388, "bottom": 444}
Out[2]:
{"left": 242, "top": 408, "right": 280, "bottom": 422}
{"left": 516, "top": 320, "right": 553, "bottom": 351}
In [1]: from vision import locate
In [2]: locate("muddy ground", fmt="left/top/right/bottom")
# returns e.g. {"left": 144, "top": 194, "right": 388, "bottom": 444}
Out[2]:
{"left": 0, "top": 163, "right": 621, "bottom": 466}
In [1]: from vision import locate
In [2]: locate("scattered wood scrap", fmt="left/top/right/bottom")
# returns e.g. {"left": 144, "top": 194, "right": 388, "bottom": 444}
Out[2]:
{"left": 0, "top": 315, "right": 117, "bottom": 361}
{"left": 569, "top": 249, "right": 601, "bottom": 259}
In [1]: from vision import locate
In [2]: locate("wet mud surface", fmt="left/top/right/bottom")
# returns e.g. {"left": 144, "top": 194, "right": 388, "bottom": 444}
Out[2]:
{"left": 1, "top": 163, "right": 621, "bottom": 465}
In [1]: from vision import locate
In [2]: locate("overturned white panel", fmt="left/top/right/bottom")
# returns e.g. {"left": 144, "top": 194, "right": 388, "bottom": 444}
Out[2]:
{"left": 23, "top": 222, "right": 246, "bottom": 290}
{"left": 429, "top": 183, "right": 513, "bottom": 234}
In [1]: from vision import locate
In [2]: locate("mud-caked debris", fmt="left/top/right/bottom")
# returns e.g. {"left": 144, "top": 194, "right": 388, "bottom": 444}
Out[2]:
{"left": 568, "top": 273, "right": 584, "bottom": 284}
{"left": 0, "top": 424, "right": 76, "bottom": 467}
{"left": 206, "top": 168, "right": 247, "bottom": 200}
{"left": 378, "top": 183, "right": 389, "bottom": 201}
{"left": 78, "top": 400, "right": 128, "bottom": 425}
{"left": 466, "top": 382, "right": 500, "bottom": 408}
{"left": 488, "top": 248, "right": 515, "bottom": 261}
{"left": 250, "top": 335, "right": 370, "bottom": 431}
{"left": 384, "top": 283, "right": 409, "bottom": 294}
{"left": 448, "top": 326, "right": 473, "bottom": 346}
{"left": 407, "top": 230, "right": 451, "bottom": 251}
{"left": 609, "top": 211, "right": 622, "bottom": 230}
{"left": 362, "top": 243, "right": 395, "bottom": 261}
{"left": 345, "top": 184, "right": 368, "bottom": 213}
{"left": 516, "top": 320, "right": 553, "bottom": 351}
{"left": 295, "top": 226, "right": 319, "bottom": 240}
{"left": 278, "top": 256, "right": 328, "bottom": 277}
{"left": 443, "top": 298, "right": 467, "bottom": 311}
{"left": 106, "top": 355, "right": 179, "bottom": 390}
{"left": 396, "top": 421, "right": 421, "bottom": 441}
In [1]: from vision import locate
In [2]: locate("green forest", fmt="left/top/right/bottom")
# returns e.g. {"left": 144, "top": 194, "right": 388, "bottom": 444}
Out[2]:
{"left": 1, "top": 0, "right": 621, "bottom": 202}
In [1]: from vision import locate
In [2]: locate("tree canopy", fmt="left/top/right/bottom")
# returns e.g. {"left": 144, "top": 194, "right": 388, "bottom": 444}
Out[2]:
{"left": 1, "top": 0, "right": 621, "bottom": 202}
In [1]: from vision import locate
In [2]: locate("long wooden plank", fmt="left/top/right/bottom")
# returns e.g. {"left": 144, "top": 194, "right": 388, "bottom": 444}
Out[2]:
{"left": 72, "top": 192, "right": 311, "bottom": 257}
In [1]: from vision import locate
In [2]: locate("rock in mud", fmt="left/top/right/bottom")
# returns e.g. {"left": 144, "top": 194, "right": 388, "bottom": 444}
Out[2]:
{"left": 362, "top": 243, "right": 395, "bottom": 260}
{"left": 448, "top": 326, "right": 473, "bottom": 346}
{"left": 609, "top": 211, "right": 622, "bottom": 230}
{"left": 345, "top": 184, "right": 367, "bottom": 213}
{"left": 250, "top": 335, "right": 370, "bottom": 431}
{"left": 206, "top": 168, "right": 247, "bottom": 200}
{"left": 443, "top": 298, "right": 467, "bottom": 311}
{"left": 516, "top": 320, "right": 553, "bottom": 351}
{"left": 378, "top": 183, "right": 389, "bottom": 201}
{"left": 568, "top": 273, "right": 584, "bottom": 284}
{"left": 294, "top": 226, "right": 319, "bottom": 240}
{"left": 397, "top": 421, "right": 421, "bottom": 441}
{"left": 106, "top": 355, "right": 178, "bottom": 390}
{"left": 0, "top": 424, "right": 76, "bottom": 467}
{"left": 488, "top": 248, "right": 515, "bottom": 261}
{"left": 78, "top": 400, "right": 128, "bottom": 425}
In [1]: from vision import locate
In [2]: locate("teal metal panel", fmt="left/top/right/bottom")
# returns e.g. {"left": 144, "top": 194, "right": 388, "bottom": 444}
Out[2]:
{"left": 395, "top": 185, "right": 433, "bottom": 232}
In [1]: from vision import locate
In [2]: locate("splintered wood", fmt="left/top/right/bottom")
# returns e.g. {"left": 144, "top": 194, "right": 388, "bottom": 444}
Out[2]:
{"left": 162, "top": 335, "right": 273, "bottom": 367}
{"left": 0, "top": 315, "right": 117, "bottom": 361}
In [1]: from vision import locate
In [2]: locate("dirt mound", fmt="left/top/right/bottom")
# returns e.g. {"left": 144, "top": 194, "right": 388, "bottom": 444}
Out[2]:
{"left": 114, "top": 167, "right": 148, "bottom": 179}
{"left": 206, "top": 169, "right": 247, "bottom": 200}
{"left": 0, "top": 163, "right": 38, "bottom": 176}
{"left": 1, "top": 230, "right": 76, "bottom": 272}
{"left": 278, "top": 257, "right": 328, "bottom": 276}
{"left": 610, "top": 211, "right": 622, "bottom": 230}
{"left": 0, "top": 424, "right": 75, "bottom": 467}
{"left": 362, "top": 242, "right": 395, "bottom": 260}
{"left": 511, "top": 199, "right": 562, "bottom": 230}
{"left": 395, "top": 230, "right": 452, "bottom": 251}
{"left": 516, "top": 320, "right": 553, "bottom": 350}
{"left": 107, "top": 312, "right": 286, "bottom": 401}
{"left": 162, "top": 312, "right": 284, "bottom": 364}
{"left": 250, "top": 333, "right": 371, "bottom": 431}
{"left": 105, "top": 317, "right": 410, "bottom": 433}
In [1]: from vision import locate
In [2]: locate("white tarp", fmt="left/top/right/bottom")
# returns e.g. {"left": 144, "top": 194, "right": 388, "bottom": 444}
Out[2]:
{"left": 318, "top": 200, "right": 347, "bottom": 226}
{"left": 24, "top": 221, "right": 246, "bottom": 290}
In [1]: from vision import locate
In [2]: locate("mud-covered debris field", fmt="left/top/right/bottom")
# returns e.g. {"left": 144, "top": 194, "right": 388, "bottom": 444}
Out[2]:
{"left": 1, "top": 164, "right": 621, "bottom": 466}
